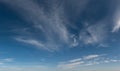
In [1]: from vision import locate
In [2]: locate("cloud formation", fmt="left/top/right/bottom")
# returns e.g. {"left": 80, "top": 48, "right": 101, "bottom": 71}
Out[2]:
{"left": 83, "top": 54, "right": 100, "bottom": 60}
{"left": 0, "top": 58, "right": 14, "bottom": 65}
{"left": 1, "top": 0, "right": 71, "bottom": 51}
{"left": 57, "top": 54, "right": 120, "bottom": 70}
{"left": 112, "top": 9, "right": 120, "bottom": 32}
{"left": 0, "top": 0, "right": 119, "bottom": 51}
{"left": 15, "top": 37, "right": 60, "bottom": 51}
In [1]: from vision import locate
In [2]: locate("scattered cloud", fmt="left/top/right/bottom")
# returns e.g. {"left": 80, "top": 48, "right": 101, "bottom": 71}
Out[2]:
{"left": 57, "top": 54, "right": 120, "bottom": 70}
{"left": 112, "top": 19, "right": 120, "bottom": 32}
{"left": 79, "top": 23, "right": 108, "bottom": 45}
{"left": 83, "top": 54, "right": 101, "bottom": 60}
{"left": 15, "top": 37, "right": 57, "bottom": 51}
{"left": 112, "top": 9, "right": 120, "bottom": 32}
{"left": 84, "top": 61, "right": 100, "bottom": 66}
{"left": 3, "top": 58, "right": 14, "bottom": 62}
{"left": 57, "top": 54, "right": 100, "bottom": 69}
{"left": 0, "top": 58, "right": 14, "bottom": 65}
{"left": 0, "top": 0, "right": 120, "bottom": 71}
{"left": 1, "top": 0, "right": 72, "bottom": 51}
{"left": 15, "top": 37, "right": 44, "bottom": 47}
{"left": 96, "top": 44, "right": 109, "bottom": 48}
{"left": 0, "top": 0, "right": 117, "bottom": 52}
{"left": 58, "top": 60, "right": 84, "bottom": 70}
{"left": 70, "top": 35, "right": 79, "bottom": 47}
{"left": 110, "top": 59, "right": 120, "bottom": 62}
{"left": 68, "top": 58, "right": 82, "bottom": 63}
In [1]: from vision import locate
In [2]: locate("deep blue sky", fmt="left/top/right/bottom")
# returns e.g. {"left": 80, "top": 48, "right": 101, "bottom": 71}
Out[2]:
{"left": 0, "top": 0, "right": 120, "bottom": 71}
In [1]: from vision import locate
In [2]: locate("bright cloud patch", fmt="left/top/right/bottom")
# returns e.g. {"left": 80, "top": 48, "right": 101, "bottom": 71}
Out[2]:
{"left": 112, "top": 8, "right": 120, "bottom": 32}
{"left": 57, "top": 54, "right": 120, "bottom": 70}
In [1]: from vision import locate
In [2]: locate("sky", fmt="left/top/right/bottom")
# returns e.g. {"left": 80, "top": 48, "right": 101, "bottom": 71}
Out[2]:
{"left": 0, "top": 0, "right": 120, "bottom": 71}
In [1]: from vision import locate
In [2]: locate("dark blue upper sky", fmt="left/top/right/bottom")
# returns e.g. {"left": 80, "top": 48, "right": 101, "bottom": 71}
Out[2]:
{"left": 0, "top": 0, "right": 120, "bottom": 71}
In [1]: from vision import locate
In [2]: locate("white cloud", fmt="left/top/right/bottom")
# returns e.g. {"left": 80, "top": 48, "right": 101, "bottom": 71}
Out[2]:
{"left": 102, "top": 59, "right": 120, "bottom": 64}
{"left": 3, "top": 58, "right": 14, "bottom": 62}
{"left": 15, "top": 37, "right": 44, "bottom": 47}
{"left": 57, "top": 54, "right": 118, "bottom": 70}
{"left": 83, "top": 55, "right": 100, "bottom": 60}
{"left": 85, "top": 61, "right": 100, "bottom": 66}
{"left": 0, "top": 58, "right": 14, "bottom": 65}
{"left": 69, "top": 58, "right": 82, "bottom": 63}
{"left": 0, "top": 0, "right": 116, "bottom": 52}
{"left": 104, "top": 60, "right": 110, "bottom": 63}
{"left": 112, "top": 19, "right": 120, "bottom": 32}
{"left": 1, "top": 0, "right": 109, "bottom": 52}
{"left": 15, "top": 37, "right": 56, "bottom": 51}
{"left": 112, "top": 9, "right": 120, "bottom": 32}
{"left": 70, "top": 35, "right": 79, "bottom": 47}
{"left": 57, "top": 54, "right": 101, "bottom": 70}
{"left": 1, "top": 0, "right": 73, "bottom": 51}
{"left": 79, "top": 23, "right": 108, "bottom": 45}
{"left": 96, "top": 44, "right": 109, "bottom": 48}
{"left": 58, "top": 61, "right": 84, "bottom": 70}
{"left": 110, "top": 59, "right": 120, "bottom": 62}
{"left": 0, "top": 57, "right": 119, "bottom": 71}
{"left": 57, "top": 57, "right": 85, "bottom": 70}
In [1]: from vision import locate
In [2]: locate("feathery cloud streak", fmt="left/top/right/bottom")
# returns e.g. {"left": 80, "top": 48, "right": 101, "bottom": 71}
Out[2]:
{"left": 0, "top": 0, "right": 118, "bottom": 51}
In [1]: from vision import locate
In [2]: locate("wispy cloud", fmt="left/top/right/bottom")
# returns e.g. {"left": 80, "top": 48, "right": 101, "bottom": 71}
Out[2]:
{"left": 15, "top": 38, "right": 44, "bottom": 47}
{"left": 1, "top": 0, "right": 72, "bottom": 51}
{"left": 57, "top": 54, "right": 120, "bottom": 70}
{"left": 83, "top": 54, "right": 101, "bottom": 60}
{"left": 0, "top": 58, "right": 14, "bottom": 65}
{"left": 3, "top": 58, "right": 14, "bottom": 62}
{"left": 58, "top": 60, "right": 84, "bottom": 70}
{"left": 70, "top": 35, "right": 79, "bottom": 47}
{"left": 112, "top": 9, "right": 120, "bottom": 32}
{"left": 68, "top": 58, "right": 82, "bottom": 63}
{"left": 79, "top": 22, "right": 108, "bottom": 45}
{"left": 112, "top": 19, "right": 120, "bottom": 32}
{"left": 15, "top": 37, "right": 57, "bottom": 51}
{"left": 103, "top": 58, "right": 120, "bottom": 63}
{"left": 57, "top": 54, "right": 101, "bottom": 69}
{"left": 0, "top": 0, "right": 114, "bottom": 51}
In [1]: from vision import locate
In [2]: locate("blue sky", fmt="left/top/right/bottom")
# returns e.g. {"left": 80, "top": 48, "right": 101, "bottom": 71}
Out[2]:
{"left": 0, "top": 0, "right": 120, "bottom": 71}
